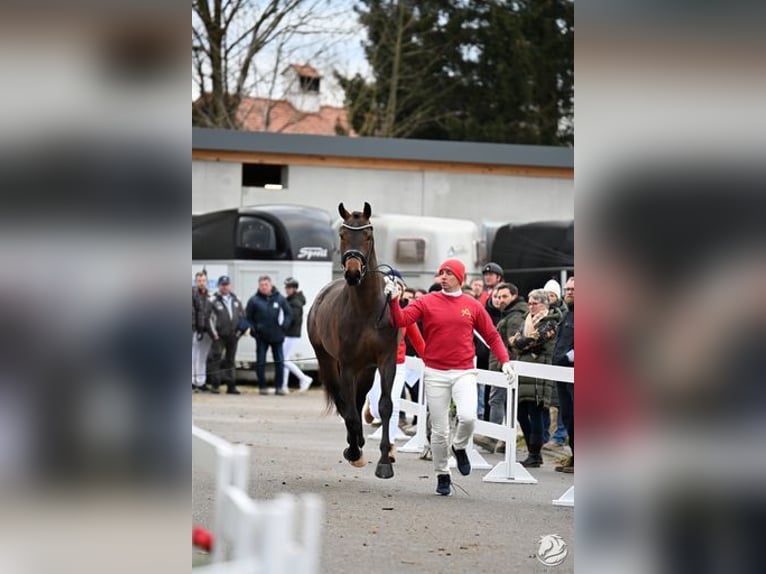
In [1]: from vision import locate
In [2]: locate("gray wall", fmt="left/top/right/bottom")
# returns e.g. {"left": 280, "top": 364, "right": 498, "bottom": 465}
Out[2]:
{"left": 192, "top": 160, "right": 573, "bottom": 224}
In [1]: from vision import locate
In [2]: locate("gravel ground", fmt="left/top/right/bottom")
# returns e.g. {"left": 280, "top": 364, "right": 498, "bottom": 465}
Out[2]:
{"left": 192, "top": 386, "right": 574, "bottom": 574}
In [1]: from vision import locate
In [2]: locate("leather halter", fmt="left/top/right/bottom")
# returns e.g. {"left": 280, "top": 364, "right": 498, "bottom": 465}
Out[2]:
{"left": 340, "top": 222, "right": 374, "bottom": 278}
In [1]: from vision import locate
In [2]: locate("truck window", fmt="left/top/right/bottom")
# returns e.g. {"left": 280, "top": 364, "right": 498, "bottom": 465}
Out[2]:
{"left": 396, "top": 238, "right": 426, "bottom": 263}
{"left": 237, "top": 216, "right": 277, "bottom": 251}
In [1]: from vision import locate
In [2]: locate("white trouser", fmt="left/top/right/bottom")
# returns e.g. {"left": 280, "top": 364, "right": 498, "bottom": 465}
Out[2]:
{"left": 192, "top": 333, "right": 213, "bottom": 386}
{"left": 425, "top": 367, "right": 478, "bottom": 474}
{"left": 368, "top": 363, "right": 407, "bottom": 440}
{"left": 282, "top": 336, "right": 309, "bottom": 389}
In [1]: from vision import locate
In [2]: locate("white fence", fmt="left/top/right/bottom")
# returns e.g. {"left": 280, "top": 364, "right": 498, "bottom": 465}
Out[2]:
{"left": 192, "top": 425, "right": 324, "bottom": 572}
{"left": 368, "top": 358, "right": 574, "bottom": 504}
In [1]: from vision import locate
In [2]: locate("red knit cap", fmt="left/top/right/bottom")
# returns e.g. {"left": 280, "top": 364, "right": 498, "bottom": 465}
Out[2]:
{"left": 437, "top": 258, "right": 466, "bottom": 285}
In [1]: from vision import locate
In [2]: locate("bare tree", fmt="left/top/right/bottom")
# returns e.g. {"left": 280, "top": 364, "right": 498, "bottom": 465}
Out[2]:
{"left": 192, "top": 0, "right": 357, "bottom": 130}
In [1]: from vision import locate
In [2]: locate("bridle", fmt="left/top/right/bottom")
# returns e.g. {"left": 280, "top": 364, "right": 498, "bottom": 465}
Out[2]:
{"left": 340, "top": 221, "right": 398, "bottom": 327}
{"left": 340, "top": 222, "right": 374, "bottom": 280}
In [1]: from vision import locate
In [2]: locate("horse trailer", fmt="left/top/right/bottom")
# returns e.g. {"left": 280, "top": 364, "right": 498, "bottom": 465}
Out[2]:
{"left": 332, "top": 212, "right": 486, "bottom": 290}
{"left": 192, "top": 205, "right": 336, "bottom": 372}
{"left": 489, "top": 220, "right": 574, "bottom": 297}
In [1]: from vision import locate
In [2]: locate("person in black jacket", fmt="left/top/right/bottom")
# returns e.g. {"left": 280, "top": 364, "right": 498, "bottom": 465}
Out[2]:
{"left": 281, "top": 277, "right": 313, "bottom": 393}
{"left": 246, "top": 275, "right": 293, "bottom": 396}
{"left": 192, "top": 271, "right": 213, "bottom": 391}
{"left": 207, "top": 275, "right": 247, "bottom": 395}
{"left": 551, "top": 277, "right": 575, "bottom": 473}
{"left": 474, "top": 283, "right": 514, "bottom": 420}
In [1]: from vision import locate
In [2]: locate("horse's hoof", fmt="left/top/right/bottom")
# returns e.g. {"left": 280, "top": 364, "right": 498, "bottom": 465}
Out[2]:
{"left": 375, "top": 462, "right": 394, "bottom": 479}
{"left": 350, "top": 454, "right": 367, "bottom": 468}
{"left": 344, "top": 447, "right": 366, "bottom": 467}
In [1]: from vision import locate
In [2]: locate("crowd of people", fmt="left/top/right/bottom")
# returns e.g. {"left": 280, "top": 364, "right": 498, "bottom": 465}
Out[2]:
{"left": 192, "top": 271, "right": 312, "bottom": 396}
{"left": 192, "top": 260, "right": 575, "bottom": 496}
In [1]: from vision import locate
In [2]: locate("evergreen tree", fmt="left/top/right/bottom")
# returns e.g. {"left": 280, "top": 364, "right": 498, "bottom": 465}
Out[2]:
{"left": 341, "top": 0, "right": 573, "bottom": 145}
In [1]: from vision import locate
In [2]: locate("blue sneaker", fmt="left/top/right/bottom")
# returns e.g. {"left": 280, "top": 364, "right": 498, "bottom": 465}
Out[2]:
{"left": 436, "top": 474, "right": 452, "bottom": 496}
{"left": 452, "top": 446, "right": 471, "bottom": 476}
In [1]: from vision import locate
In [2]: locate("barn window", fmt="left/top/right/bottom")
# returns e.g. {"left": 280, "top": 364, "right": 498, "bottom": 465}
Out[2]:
{"left": 242, "top": 163, "right": 288, "bottom": 189}
{"left": 299, "top": 75, "right": 320, "bottom": 93}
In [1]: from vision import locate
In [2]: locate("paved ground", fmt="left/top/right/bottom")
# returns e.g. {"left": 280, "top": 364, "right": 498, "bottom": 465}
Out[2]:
{"left": 192, "top": 386, "right": 574, "bottom": 574}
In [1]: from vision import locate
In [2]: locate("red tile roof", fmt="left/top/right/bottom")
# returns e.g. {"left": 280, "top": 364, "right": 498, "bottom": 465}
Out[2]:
{"left": 237, "top": 96, "right": 356, "bottom": 137}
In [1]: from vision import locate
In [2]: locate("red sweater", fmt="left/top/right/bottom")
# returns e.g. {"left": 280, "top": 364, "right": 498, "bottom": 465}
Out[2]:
{"left": 389, "top": 291, "right": 509, "bottom": 371}
{"left": 398, "top": 322, "right": 425, "bottom": 364}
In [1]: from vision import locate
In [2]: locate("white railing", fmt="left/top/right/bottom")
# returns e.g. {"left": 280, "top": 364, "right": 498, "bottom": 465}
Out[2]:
{"left": 192, "top": 425, "right": 324, "bottom": 572}
{"left": 477, "top": 361, "right": 573, "bottom": 487}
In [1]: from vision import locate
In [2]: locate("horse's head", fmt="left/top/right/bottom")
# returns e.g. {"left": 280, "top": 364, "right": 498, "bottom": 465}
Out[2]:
{"left": 338, "top": 202, "right": 374, "bottom": 286}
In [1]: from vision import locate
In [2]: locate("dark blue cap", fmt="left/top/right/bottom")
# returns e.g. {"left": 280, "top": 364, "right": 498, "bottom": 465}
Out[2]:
{"left": 218, "top": 275, "right": 231, "bottom": 286}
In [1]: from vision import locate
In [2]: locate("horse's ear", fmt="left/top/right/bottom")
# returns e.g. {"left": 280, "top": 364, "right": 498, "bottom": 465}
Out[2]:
{"left": 338, "top": 203, "right": 350, "bottom": 220}
{"left": 363, "top": 202, "right": 372, "bottom": 219}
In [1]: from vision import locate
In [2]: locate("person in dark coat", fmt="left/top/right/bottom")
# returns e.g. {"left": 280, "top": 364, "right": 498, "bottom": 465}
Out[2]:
{"left": 474, "top": 282, "right": 515, "bottom": 419}
{"left": 477, "top": 283, "right": 529, "bottom": 453}
{"left": 281, "top": 277, "right": 313, "bottom": 393}
{"left": 192, "top": 271, "right": 213, "bottom": 391}
{"left": 509, "top": 289, "right": 562, "bottom": 468}
{"left": 551, "top": 277, "right": 575, "bottom": 473}
{"left": 246, "top": 275, "right": 293, "bottom": 395}
{"left": 207, "top": 275, "right": 247, "bottom": 395}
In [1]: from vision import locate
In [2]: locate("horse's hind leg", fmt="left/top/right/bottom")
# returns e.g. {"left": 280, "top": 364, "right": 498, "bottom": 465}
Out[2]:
{"left": 374, "top": 357, "right": 397, "bottom": 479}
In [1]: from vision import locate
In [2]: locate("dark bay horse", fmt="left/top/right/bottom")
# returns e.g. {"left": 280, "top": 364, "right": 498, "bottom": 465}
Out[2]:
{"left": 307, "top": 202, "right": 399, "bottom": 479}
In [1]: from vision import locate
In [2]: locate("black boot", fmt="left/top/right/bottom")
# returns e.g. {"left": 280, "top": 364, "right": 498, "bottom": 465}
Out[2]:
{"left": 436, "top": 474, "right": 452, "bottom": 496}
{"left": 520, "top": 434, "right": 543, "bottom": 468}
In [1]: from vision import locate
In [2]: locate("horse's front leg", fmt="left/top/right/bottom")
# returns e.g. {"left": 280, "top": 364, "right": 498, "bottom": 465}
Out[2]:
{"left": 375, "top": 355, "right": 397, "bottom": 479}
{"left": 339, "top": 368, "right": 366, "bottom": 468}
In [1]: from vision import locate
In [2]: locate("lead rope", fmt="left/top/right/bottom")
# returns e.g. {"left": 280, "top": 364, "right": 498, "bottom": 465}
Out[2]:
{"left": 371, "top": 263, "right": 397, "bottom": 327}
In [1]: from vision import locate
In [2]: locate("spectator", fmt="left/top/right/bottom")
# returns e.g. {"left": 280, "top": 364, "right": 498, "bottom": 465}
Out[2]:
{"left": 385, "top": 258, "right": 515, "bottom": 496}
{"left": 401, "top": 286, "right": 423, "bottom": 427}
{"left": 474, "top": 283, "right": 515, "bottom": 420}
{"left": 414, "top": 288, "right": 428, "bottom": 299}
{"left": 192, "top": 271, "right": 213, "bottom": 392}
{"left": 508, "top": 289, "right": 562, "bottom": 467}
{"left": 470, "top": 278, "right": 484, "bottom": 299}
{"left": 246, "top": 276, "right": 293, "bottom": 396}
{"left": 543, "top": 390, "right": 570, "bottom": 453}
{"left": 479, "top": 262, "right": 504, "bottom": 305}
{"left": 207, "top": 276, "right": 247, "bottom": 395}
{"left": 551, "top": 277, "right": 574, "bottom": 473}
{"left": 282, "top": 277, "right": 313, "bottom": 393}
{"left": 542, "top": 278, "right": 569, "bottom": 449}
{"left": 365, "top": 271, "right": 425, "bottom": 442}
{"left": 544, "top": 279, "right": 569, "bottom": 315}
{"left": 477, "top": 283, "right": 529, "bottom": 453}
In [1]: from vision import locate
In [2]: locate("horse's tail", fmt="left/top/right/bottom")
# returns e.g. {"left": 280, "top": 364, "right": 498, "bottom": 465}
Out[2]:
{"left": 321, "top": 369, "right": 342, "bottom": 416}
{"left": 322, "top": 388, "right": 338, "bottom": 415}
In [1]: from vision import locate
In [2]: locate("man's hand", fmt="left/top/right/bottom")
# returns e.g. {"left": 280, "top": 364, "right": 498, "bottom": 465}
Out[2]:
{"left": 501, "top": 361, "right": 516, "bottom": 384}
{"left": 566, "top": 349, "right": 574, "bottom": 363}
{"left": 196, "top": 331, "right": 204, "bottom": 341}
{"left": 383, "top": 276, "right": 399, "bottom": 299}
